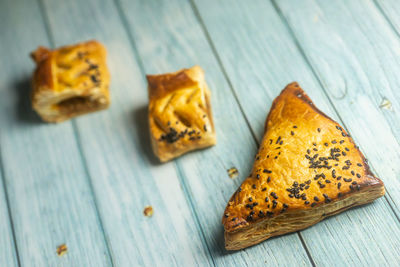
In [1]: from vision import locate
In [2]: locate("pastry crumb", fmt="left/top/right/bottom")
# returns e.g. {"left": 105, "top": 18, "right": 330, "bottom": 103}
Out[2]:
{"left": 143, "top": 206, "right": 154, "bottom": 217}
{"left": 227, "top": 167, "right": 239, "bottom": 179}
{"left": 56, "top": 244, "right": 68, "bottom": 256}
{"left": 379, "top": 98, "right": 392, "bottom": 110}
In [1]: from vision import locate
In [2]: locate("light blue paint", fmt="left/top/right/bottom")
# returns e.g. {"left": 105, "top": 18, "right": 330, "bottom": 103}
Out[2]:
{"left": 0, "top": 0, "right": 399, "bottom": 266}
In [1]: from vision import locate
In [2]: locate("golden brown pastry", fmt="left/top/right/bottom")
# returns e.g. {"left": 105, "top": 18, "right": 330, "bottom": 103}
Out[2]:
{"left": 222, "top": 82, "right": 385, "bottom": 250}
{"left": 147, "top": 66, "right": 216, "bottom": 162}
{"left": 31, "top": 40, "right": 110, "bottom": 122}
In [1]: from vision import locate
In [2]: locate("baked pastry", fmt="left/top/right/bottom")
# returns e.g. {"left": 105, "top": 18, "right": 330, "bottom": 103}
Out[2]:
{"left": 147, "top": 66, "right": 216, "bottom": 162}
{"left": 222, "top": 82, "right": 385, "bottom": 250}
{"left": 31, "top": 40, "right": 110, "bottom": 122}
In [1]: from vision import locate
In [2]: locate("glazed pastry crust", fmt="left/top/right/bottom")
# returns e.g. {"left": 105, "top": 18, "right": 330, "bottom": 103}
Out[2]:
{"left": 147, "top": 66, "right": 216, "bottom": 162}
{"left": 31, "top": 40, "right": 110, "bottom": 122}
{"left": 222, "top": 82, "right": 385, "bottom": 250}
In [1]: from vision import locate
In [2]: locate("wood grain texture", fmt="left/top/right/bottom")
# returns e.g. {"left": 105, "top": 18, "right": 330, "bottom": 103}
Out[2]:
{"left": 375, "top": 0, "right": 400, "bottom": 36}
{"left": 0, "top": 0, "right": 112, "bottom": 266}
{"left": 116, "top": 0, "right": 312, "bottom": 266}
{"left": 276, "top": 0, "right": 400, "bottom": 220}
{"left": 40, "top": 0, "right": 214, "bottom": 265}
{"left": 192, "top": 0, "right": 400, "bottom": 265}
{"left": 0, "top": 163, "right": 18, "bottom": 266}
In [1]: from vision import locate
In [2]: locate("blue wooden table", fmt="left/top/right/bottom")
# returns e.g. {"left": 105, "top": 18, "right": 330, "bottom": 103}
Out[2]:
{"left": 1, "top": 0, "right": 400, "bottom": 266}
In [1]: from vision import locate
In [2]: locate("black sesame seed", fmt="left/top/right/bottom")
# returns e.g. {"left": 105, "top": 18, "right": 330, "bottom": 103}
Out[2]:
{"left": 267, "top": 177, "right": 271, "bottom": 183}
{"left": 318, "top": 128, "right": 321, "bottom": 132}
{"left": 324, "top": 143, "right": 329, "bottom": 146}
{"left": 338, "top": 192, "right": 343, "bottom": 197}
{"left": 344, "top": 178, "right": 352, "bottom": 182}
{"left": 342, "top": 151, "right": 347, "bottom": 156}
{"left": 337, "top": 182, "right": 342, "bottom": 189}
{"left": 265, "top": 197, "right": 269, "bottom": 202}
{"left": 262, "top": 187, "right": 267, "bottom": 191}
{"left": 313, "top": 148, "right": 318, "bottom": 151}
{"left": 352, "top": 181, "right": 357, "bottom": 185}
{"left": 357, "top": 163, "right": 362, "bottom": 167}
{"left": 345, "top": 147, "right": 349, "bottom": 151}
{"left": 276, "top": 136, "right": 281, "bottom": 144}
{"left": 356, "top": 173, "right": 361, "bottom": 178}
{"left": 325, "top": 179, "right": 331, "bottom": 183}
{"left": 291, "top": 131, "right": 295, "bottom": 136}
{"left": 351, "top": 171, "right": 355, "bottom": 176}
{"left": 252, "top": 184, "right": 256, "bottom": 189}
{"left": 307, "top": 149, "right": 310, "bottom": 154}
{"left": 340, "top": 140, "right": 345, "bottom": 144}
{"left": 342, "top": 132, "right": 346, "bottom": 137}
{"left": 203, "top": 125, "right": 207, "bottom": 131}
{"left": 263, "top": 169, "right": 272, "bottom": 173}
{"left": 256, "top": 174, "right": 260, "bottom": 179}
{"left": 332, "top": 140, "right": 337, "bottom": 144}
{"left": 249, "top": 197, "right": 253, "bottom": 202}
{"left": 305, "top": 185, "right": 310, "bottom": 189}
{"left": 293, "top": 126, "right": 297, "bottom": 128}
{"left": 337, "top": 176, "right": 342, "bottom": 180}
{"left": 271, "top": 192, "right": 278, "bottom": 199}
{"left": 274, "top": 156, "right": 278, "bottom": 159}
{"left": 313, "top": 143, "right": 317, "bottom": 146}
{"left": 311, "top": 202, "right": 317, "bottom": 207}
{"left": 305, "top": 201, "right": 310, "bottom": 205}
{"left": 356, "top": 185, "right": 361, "bottom": 190}
{"left": 280, "top": 141, "right": 283, "bottom": 145}
{"left": 272, "top": 200, "right": 277, "bottom": 208}
{"left": 314, "top": 196, "right": 319, "bottom": 201}
{"left": 283, "top": 203, "right": 289, "bottom": 209}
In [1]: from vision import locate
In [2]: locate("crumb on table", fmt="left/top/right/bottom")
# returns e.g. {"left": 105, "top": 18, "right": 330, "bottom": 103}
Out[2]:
{"left": 56, "top": 243, "right": 68, "bottom": 256}
{"left": 143, "top": 206, "right": 153, "bottom": 217}
{"left": 227, "top": 167, "right": 239, "bottom": 179}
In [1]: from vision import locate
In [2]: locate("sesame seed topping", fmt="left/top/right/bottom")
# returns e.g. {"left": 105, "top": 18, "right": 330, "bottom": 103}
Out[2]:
{"left": 317, "top": 128, "right": 321, "bottom": 132}
{"left": 291, "top": 131, "right": 295, "bottom": 136}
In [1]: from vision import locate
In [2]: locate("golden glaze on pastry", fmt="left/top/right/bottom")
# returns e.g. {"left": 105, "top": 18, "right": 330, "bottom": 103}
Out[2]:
{"left": 223, "top": 82, "right": 385, "bottom": 250}
{"left": 147, "top": 66, "right": 216, "bottom": 162}
{"left": 31, "top": 40, "right": 110, "bottom": 122}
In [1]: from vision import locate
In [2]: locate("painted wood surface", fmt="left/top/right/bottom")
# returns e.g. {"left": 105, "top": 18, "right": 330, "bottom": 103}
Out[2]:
{"left": 0, "top": 0, "right": 111, "bottom": 266}
{"left": 192, "top": 0, "right": 400, "bottom": 265}
{"left": 40, "top": 0, "right": 213, "bottom": 265}
{"left": 0, "top": 0, "right": 399, "bottom": 266}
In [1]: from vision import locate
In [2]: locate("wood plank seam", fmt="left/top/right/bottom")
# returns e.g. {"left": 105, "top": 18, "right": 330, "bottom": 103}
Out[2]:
{"left": 188, "top": 0, "right": 316, "bottom": 264}
{"left": 35, "top": 0, "right": 115, "bottom": 264}
{"left": 270, "top": 0, "right": 400, "bottom": 225}
{"left": 373, "top": 0, "right": 400, "bottom": 42}
{"left": 174, "top": 163, "right": 217, "bottom": 267}
{"left": 0, "top": 148, "right": 21, "bottom": 267}
{"left": 111, "top": 0, "right": 218, "bottom": 263}
{"left": 71, "top": 122, "right": 116, "bottom": 266}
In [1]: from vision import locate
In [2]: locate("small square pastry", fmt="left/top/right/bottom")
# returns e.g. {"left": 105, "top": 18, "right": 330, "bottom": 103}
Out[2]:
{"left": 147, "top": 65, "right": 216, "bottom": 162}
{"left": 30, "top": 40, "right": 110, "bottom": 122}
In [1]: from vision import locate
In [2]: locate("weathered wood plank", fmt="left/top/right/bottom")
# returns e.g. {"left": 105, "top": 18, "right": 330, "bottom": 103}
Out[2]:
{"left": 117, "top": 0, "right": 312, "bottom": 266}
{"left": 276, "top": 0, "right": 400, "bottom": 220}
{"left": 0, "top": 165, "right": 18, "bottom": 266}
{"left": 192, "top": 0, "right": 400, "bottom": 265}
{"left": 375, "top": 0, "right": 400, "bottom": 36}
{"left": 39, "top": 0, "right": 214, "bottom": 265}
{"left": 0, "top": 0, "right": 112, "bottom": 265}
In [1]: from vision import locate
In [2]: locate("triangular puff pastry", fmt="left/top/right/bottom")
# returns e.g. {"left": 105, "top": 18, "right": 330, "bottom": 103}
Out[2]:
{"left": 223, "top": 82, "right": 385, "bottom": 250}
